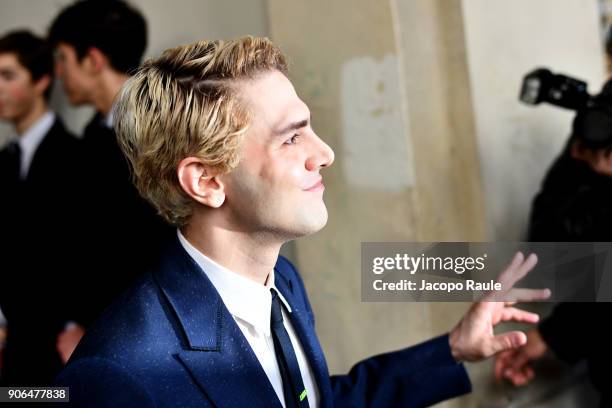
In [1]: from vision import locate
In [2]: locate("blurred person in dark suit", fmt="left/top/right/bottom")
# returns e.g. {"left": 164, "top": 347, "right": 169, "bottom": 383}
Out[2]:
{"left": 47, "top": 0, "right": 174, "bottom": 341}
{"left": 0, "top": 30, "right": 80, "bottom": 385}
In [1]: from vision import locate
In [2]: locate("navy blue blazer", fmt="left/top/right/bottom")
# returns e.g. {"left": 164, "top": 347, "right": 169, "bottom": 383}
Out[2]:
{"left": 55, "top": 237, "right": 471, "bottom": 407}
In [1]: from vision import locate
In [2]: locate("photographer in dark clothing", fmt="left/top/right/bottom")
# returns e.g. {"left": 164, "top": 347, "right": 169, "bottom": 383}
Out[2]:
{"left": 495, "top": 81, "right": 612, "bottom": 407}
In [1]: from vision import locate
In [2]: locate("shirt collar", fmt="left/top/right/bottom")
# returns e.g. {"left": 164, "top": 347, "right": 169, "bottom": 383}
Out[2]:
{"left": 17, "top": 111, "right": 55, "bottom": 178}
{"left": 177, "top": 230, "right": 292, "bottom": 336}
{"left": 102, "top": 101, "right": 116, "bottom": 129}
{"left": 102, "top": 109, "right": 114, "bottom": 129}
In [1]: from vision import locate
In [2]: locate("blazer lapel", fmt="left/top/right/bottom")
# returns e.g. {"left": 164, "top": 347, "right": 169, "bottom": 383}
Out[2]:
{"left": 153, "top": 238, "right": 282, "bottom": 408}
{"left": 274, "top": 265, "right": 334, "bottom": 408}
{"left": 26, "top": 118, "right": 65, "bottom": 180}
{"left": 176, "top": 324, "right": 282, "bottom": 408}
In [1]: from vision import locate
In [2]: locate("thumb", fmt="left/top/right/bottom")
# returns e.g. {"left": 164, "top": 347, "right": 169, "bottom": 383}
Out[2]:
{"left": 490, "top": 331, "right": 527, "bottom": 356}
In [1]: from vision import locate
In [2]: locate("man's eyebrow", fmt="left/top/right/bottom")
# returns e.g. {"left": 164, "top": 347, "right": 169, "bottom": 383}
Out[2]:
{"left": 275, "top": 116, "right": 313, "bottom": 136}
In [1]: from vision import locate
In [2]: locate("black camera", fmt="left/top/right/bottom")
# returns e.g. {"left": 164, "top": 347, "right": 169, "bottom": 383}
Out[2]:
{"left": 519, "top": 68, "right": 595, "bottom": 110}
{"left": 520, "top": 68, "right": 612, "bottom": 149}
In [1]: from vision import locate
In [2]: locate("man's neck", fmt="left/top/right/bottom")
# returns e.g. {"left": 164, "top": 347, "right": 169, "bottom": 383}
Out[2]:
{"left": 15, "top": 98, "right": 48, "bottom": 135}
{"left": 91, "top": 70, "right": 129, "bottom": 116}
{"left": 182, "top": 221, "right": 282, "bottom": 286}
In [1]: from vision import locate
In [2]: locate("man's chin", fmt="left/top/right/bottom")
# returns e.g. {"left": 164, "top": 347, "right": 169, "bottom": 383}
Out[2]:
{"left": 298, "top": 209, "right": 329, "bottom": 236}
{"left": 268, "top": 203, "right": 329, "bottom": 241}
{"left": 68, "top": 97, "right": 86, "bottom": 106}
{"left": 65, "top": 91, "right": 87, "bottom": 106}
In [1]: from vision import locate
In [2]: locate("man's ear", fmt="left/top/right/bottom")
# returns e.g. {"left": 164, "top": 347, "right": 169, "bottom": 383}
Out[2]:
{"left": 177, "top": 157, "right": 226, "bottom": 208}
{"left": 83, "top": 47, "right": 108, "bottom": 73}
{"left": 34, "top": 74, "right": 51, "bottom": 98}
{"left": 570, "top": 140, "right": 586, "bottom": 160}
{"left": 593, "top": 149, "right": 612, "bottom": 178}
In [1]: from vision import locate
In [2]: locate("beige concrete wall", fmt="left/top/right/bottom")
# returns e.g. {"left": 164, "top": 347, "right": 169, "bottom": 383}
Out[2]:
{"left": 267, "top": 0, "right": 421, "bottom": 376}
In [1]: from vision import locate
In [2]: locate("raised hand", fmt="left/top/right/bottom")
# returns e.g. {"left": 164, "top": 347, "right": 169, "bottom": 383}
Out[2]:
{"left": 448, "top": 252, "right": 550, "bottom": 363}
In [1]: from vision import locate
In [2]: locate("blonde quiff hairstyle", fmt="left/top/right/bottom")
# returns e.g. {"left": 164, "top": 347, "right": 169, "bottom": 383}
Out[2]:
{"left": 114, "top": 36, "right": 288, "bottom": 227}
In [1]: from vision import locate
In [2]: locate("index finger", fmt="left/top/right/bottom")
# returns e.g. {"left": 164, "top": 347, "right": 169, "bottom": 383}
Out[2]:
{"left": 497, "top": 252, "right": 538, "bottom": 292}
{"left": 494, "top": 350, "right": 514, "bottom": 382}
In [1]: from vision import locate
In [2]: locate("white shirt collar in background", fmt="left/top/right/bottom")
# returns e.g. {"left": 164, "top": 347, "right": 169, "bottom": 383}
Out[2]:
{"left": 17, "top": 111, "right": 55, "bottom": 179}
{"left": 103, "top": 109, "right": 114, "bottom": 129}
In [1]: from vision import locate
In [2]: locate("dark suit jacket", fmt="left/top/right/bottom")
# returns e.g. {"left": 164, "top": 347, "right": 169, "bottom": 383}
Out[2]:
{"left": 56, "top": 237, "right": 471, "bottom": 407}
{"left": 0, "top": 118, "right": 80, "bottom": 385}
{"left": 71, "top": 114, "right": 174, "bottom": 326}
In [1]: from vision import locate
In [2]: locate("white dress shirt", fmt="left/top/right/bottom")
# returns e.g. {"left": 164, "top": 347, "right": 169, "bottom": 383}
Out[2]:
{"left": 177, "top": 230, "right": 319, "bottom": 407}
{"left": 16, "top": 111, "right": 55, "bottom": 179}
{"left": 102, "top": 109, "right": 114, "bottom": 129}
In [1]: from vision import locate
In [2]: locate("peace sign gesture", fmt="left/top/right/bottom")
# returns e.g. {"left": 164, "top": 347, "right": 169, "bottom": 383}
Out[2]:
{"left": 448, "top": 252, "right": 551, "bottom": 362}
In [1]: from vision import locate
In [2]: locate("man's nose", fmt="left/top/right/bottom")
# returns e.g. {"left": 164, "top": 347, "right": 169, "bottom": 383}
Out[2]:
{"left": 54, "top": 63, "right": 63, "bottom": 78}
{"left": 305, "top": 133, "right": 334, "bottom": 171}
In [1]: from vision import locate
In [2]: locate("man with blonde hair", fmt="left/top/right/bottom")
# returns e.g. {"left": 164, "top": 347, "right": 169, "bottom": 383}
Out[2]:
{"left": 56, "top": 37, "right": 548, "bottom": 407}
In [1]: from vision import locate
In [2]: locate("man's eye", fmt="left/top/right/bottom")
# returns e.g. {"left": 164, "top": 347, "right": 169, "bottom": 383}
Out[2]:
{"left": 53, "top": 50, "right": 64, "bottom": 62}
{"left": 284, "top": 134, "right": 300, "bottom": 145}
{"left": 0, "top": 72, "right": 14, "bottom": 81}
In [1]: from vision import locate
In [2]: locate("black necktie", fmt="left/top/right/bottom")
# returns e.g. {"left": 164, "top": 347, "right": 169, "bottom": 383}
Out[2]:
{"left": 270, "top": 288, "right": 309, "bottom": 408}
{"left": 5, "top": 141, "right": 21, "bottom": 181}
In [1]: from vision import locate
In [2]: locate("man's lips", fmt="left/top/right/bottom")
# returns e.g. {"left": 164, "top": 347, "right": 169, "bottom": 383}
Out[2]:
{"left": 304, "top": 177, "right": 324, "bottom": 192}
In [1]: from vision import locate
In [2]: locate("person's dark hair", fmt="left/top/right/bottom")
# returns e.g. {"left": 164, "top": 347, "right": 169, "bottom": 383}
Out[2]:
{"left": 0, "top": 30, "right": 54, "bottom": 100}
{"left": 48, "top": 0, "right": 147, "bottom": 74}
{"left": 571, "top": 109, "right": 612, "bottom": 155}
{"left": 570, "top": 79, "right": 612, "bottom": 154}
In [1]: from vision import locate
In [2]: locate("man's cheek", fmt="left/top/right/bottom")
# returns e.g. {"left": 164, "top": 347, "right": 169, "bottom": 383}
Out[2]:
{"left": 255, "top": 163, "right": 279, "bottom": 187}
{"left": 9, "top": 87, "right": 28, "bottom": 105}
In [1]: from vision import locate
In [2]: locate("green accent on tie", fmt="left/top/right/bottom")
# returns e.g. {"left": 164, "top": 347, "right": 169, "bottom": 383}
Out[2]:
{"left": 299, "top": 389, "right": 307, "bottom": 401}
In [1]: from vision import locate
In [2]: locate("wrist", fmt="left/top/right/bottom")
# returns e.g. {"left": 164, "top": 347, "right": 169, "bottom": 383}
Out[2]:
{"left": 449, "top": 327, "right": 463, "bottom": 363}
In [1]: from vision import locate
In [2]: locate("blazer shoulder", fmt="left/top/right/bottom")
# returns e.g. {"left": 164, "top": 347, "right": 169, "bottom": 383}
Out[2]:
{"left": 46, "top": 117, "right": 77, "bottom": 142}
{"left": 69, "top": 272, "right": 169, "bottom": 362}
{"left": 33, "top": 118, "right": 79, "bottom": 161}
